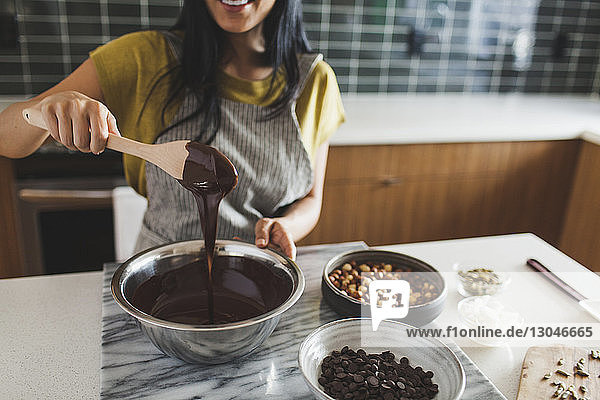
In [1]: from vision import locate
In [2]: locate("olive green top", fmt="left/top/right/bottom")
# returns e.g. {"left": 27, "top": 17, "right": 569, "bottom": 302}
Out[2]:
{"left": 90, "top": 30, "right": 345, "bottom": 196}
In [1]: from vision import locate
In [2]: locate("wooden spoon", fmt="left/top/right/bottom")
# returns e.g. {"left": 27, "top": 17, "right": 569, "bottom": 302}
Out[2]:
{"left": 22, "top": 108, "right": 187, "bottom": 180}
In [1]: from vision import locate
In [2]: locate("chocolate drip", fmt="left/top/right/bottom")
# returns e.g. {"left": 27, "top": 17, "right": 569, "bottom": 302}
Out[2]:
{"left": 175, "top": 142, "right": 238, "bottom": 323}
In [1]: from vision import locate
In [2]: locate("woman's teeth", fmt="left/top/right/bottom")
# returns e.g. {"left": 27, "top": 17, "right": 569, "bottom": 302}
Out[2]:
{"left": 221, "top": 0, "right": 250, "bottom": 6}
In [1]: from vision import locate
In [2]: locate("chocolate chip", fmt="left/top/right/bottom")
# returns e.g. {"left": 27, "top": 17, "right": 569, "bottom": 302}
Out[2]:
{"left": 367, "top": 376, "right": 379, "bottom": 386}
{"left": 319, "top": 347, "right": 438, "bottom": 400}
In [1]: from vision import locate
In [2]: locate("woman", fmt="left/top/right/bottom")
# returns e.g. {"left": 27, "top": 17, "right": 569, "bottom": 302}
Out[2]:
{"left": 0, "top": 0, "right": 344, "bottom": 260}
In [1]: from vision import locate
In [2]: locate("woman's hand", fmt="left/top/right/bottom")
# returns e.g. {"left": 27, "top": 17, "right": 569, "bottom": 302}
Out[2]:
{"left": 253, "top": 143, "right": 330, "bottom": 261}
{"left": 254, "top": 217, "right": 296, "bottom": 260}
{"left": 33, "top": 90, "right": 119, "bottom": 154}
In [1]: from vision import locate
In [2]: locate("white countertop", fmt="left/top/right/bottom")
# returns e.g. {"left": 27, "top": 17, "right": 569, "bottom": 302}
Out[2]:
{"left": 332, "top": 94, "right": 600, "bottom": 145}
{"left": 3, "top": 94, "right": 600, "bottom": 146}
{"left": 1, "top": 233, "right": 599, "bottom": 399}
{"left": 0, "top": 270, "right": 102, "bottom": 399}
{"left": 379, "top": 233, "right": 600, "bottom": 399}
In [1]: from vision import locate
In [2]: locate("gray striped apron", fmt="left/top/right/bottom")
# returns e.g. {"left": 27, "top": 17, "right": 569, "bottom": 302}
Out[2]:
{"left": 134, "top": 34, "right": 321, "bottom": 252}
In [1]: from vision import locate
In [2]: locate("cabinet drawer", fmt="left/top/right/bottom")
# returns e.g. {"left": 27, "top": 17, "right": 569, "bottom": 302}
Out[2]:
{"left": 326, "top": 141, "right": 580, "bottom": 182}
{"left": 304, "top": 140, "right": 580, "bottom": 246}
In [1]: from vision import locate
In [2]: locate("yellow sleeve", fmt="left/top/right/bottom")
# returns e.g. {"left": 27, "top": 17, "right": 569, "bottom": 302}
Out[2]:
{"left": 296, "top": 60, "right": 345, "bottom": 162}
{"left": 89, "top": 30, "right": 180, "bottom": 196}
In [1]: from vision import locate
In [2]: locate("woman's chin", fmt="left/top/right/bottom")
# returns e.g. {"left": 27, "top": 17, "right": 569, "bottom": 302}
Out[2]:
{"left": 217, "top": 20, "right": 256, "bottom": 34}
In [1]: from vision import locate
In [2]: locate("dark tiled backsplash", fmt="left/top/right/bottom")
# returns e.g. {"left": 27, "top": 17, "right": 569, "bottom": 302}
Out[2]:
{"left": 1, "top": 0, "right": 599, "bottom": 96}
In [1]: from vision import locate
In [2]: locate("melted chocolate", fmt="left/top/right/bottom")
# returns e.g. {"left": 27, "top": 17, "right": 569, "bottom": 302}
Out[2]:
{"left": 131, "top": 256, "right": 293, "bottom": 325}
{"left": 176, "top": 141, "right": 238, "bottom": 323}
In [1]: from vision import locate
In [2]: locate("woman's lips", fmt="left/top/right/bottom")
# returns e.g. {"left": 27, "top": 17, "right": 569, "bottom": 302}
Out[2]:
{"left": 219, "top": 0, "right": 254, "bottom": 12}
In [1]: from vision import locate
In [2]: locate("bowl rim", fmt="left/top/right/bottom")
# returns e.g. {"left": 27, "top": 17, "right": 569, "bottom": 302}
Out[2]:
{"left": 111, "top": 239, "right": 305, "bottom": 331}
{"left": 322, "top": 249, "right": 448, "bottom": 309}
{"left": 298, "top": 317, "right": 466, "bottom": 400}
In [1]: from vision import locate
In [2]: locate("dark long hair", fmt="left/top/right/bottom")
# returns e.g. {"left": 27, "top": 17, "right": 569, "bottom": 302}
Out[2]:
{"left": 152, "top": 0, "right": 312, "bottom": 143}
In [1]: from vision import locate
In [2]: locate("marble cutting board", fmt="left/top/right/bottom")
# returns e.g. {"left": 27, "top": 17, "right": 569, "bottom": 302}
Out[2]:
{"left": 101, "top": 241, "right": 507, "bottom": 399}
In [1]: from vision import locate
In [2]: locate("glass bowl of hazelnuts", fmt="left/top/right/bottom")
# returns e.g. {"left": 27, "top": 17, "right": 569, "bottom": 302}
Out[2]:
{"left": 322, "top": 250, "right": 447, "bottom": 327}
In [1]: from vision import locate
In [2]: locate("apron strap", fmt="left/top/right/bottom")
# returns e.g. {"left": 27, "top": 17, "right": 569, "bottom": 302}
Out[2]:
{"left": 161, "top": 30, "right": 184, "bottom": 64}
{"left": 297, "top": 53, "right": 324, "bottom": 96}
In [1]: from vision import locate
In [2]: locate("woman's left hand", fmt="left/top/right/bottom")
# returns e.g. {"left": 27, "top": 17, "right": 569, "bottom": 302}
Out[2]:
{"left": 254, "top": 217, "right": 296, "bottom": 260}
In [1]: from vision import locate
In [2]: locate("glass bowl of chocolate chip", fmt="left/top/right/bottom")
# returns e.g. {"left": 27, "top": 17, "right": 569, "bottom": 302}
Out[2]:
{"left": 298, "top": 318, "right": 465, "bottom": 400}
{"left": 322, "top": 250, "right": 447, "bottom": 327}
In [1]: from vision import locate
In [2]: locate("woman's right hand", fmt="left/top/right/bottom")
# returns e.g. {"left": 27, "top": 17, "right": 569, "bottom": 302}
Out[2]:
{"left": 33, "top": 90, "right": 120, "bottom": 155}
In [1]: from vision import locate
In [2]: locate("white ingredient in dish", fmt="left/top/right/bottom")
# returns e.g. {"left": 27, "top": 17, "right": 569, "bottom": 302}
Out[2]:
{"left": 458, "top": 295, "right": 523, "bottom": 329}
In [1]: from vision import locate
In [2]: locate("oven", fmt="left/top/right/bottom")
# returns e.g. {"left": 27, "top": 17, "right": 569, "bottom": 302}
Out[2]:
{"left": 14, "top": 143, "right": 126, "bottom": 275}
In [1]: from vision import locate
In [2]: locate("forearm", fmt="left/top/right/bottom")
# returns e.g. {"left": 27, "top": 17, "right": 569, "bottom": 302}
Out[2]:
{"left": 277, "top": 193, "right": 323, "bottom": 242}
{"left": 277, "top": 143, "right": 329, "bottom": 241}
{"left": 0, "top": 99, "right": 48, "bottom": 158}
{"left": 1, "top": 59, "right": 107, "bottom": 159}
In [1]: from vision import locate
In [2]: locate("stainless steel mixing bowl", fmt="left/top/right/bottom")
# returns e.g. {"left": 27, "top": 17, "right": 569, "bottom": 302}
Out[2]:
{"left": 111, "top": 240, "right": 305, "bottom": 364}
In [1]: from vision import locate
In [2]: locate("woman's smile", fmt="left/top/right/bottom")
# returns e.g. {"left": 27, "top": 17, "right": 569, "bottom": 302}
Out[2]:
{"left": 219, "top": 0, "right": 255, "bottom": 10}
{"left": 207, "top": 0, "right": 272, "bottom": 33}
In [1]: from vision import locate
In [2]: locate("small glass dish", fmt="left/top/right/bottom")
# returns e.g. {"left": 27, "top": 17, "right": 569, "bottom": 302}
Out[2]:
{"left": 453, "top": 261, "right": 510, "bottom": 297}
{"left": 457, "top": 295, "right": 524, "bottom": 347}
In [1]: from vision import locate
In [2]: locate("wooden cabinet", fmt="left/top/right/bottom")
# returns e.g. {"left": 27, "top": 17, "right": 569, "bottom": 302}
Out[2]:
{"left": 559, "top": 140, "right": 600, "bottom": 272}
{"left": 0, "top": 156, "right": 24, "bottom": 278}
{"left": 1, "top": 139, "right": 598, "bottom": 277}
{"left": 301, "top": 141, "right": 581, "bottom": 248}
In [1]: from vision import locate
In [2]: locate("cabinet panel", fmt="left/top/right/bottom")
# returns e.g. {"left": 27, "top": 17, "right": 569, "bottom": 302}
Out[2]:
{"left": 301, "top": 140, "right": 579, "bottom": 247}
{"left": 325, "top": 145, "right": 394, "bottom": 181}
{"left": 0, "top": 157, "right": 24, "bottom": 278}
{"left": 560, "top": 141, "right": 600, "bottom": 272}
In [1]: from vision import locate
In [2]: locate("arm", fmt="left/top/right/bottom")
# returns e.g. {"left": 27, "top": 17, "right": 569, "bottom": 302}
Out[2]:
{"left": 0, "top": 58, "right": 118, "bottom": 158}
{"left": 255, "top": 142, "right": 329, "bottom": 260}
